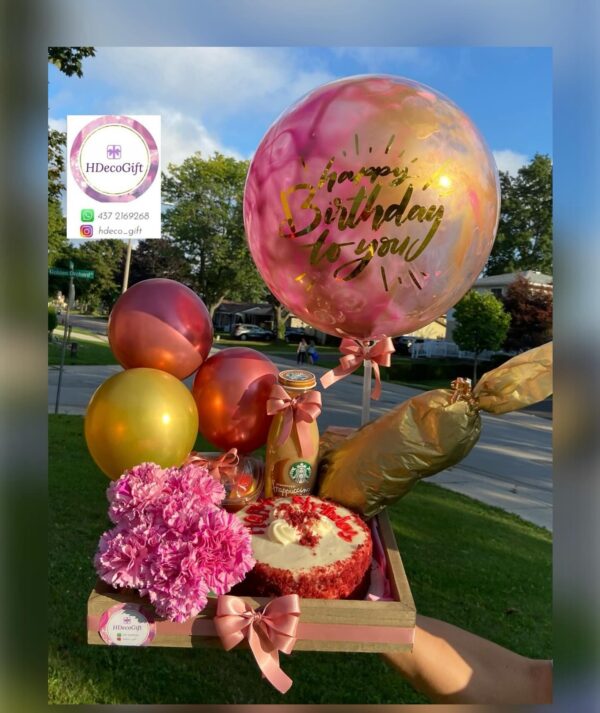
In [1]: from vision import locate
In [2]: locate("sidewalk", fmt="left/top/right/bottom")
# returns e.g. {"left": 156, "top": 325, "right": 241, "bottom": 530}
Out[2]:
{"left": 434, "top": 464, "right": 552, "bottom": 530}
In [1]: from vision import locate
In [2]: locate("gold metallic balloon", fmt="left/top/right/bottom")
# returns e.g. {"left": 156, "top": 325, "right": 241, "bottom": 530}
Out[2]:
{"left": 85, "top": 368, "right": 199, "bottom": 480}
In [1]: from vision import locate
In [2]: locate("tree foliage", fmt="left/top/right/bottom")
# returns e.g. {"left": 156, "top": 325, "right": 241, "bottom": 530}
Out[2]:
{"left": 452, "top": 291, "right": 511, "bottom": 382}
{"left": 129, "top": 238, "right": 192, "bottom": 286}
{"left": 48, "top": 47, "right": 96, "bottom": 77}
{"left": 486, "top": 154, "right": 552, "bottom": 276}
{"left": 502, "top": 276, "right": 552, "bottom": 351}
{"left": 77, "top": 240, "right": 127, "bottom": 312}
{"left": 48, "top": 199, "right": 68, "bottom": 266}
{"left": 162, "top": 152, "right": 267, "bottom": 316}
{"left": 48, "top": 128, "right": 66, "bottom": 201}
{"left": 48, "top": 305, "right": 58, "bottom": 335}
{"left": 48, "top": 241, "right": 126, "bottom": 313}
{"left": 48, "top": 48, "right": 96, "bottom": 271}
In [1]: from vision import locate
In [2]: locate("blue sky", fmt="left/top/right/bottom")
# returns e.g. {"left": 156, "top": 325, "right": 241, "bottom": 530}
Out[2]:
{"left": 49, "top": 46, "right": 551, "bottom": 176}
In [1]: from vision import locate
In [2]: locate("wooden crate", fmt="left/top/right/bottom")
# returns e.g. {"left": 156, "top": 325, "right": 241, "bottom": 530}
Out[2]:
{"left": 87, "top": 508, "right": 416, "bottom": 653}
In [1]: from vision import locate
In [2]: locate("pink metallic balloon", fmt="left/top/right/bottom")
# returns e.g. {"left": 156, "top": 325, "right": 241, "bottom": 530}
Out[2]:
{"left": 108, "top": 278, "right": 213, "bottom": 379}
{"left": 244, "top": 75, "right": 500, "bottom": 340}
{"left": 192, "top": 347, "right": 279, "bottom": 453}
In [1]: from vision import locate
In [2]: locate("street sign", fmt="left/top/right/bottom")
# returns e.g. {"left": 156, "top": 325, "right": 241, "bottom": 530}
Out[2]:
{"left": 48, "top": 267, "right": 94, "bottom": 279}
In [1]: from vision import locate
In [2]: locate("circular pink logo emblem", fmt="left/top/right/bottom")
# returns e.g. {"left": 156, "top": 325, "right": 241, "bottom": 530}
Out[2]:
{"left": 98, "top": 603, "right": 156, "bottom": 646}
{"left": 70, "top": 115, "right": 159, "bottom": 203}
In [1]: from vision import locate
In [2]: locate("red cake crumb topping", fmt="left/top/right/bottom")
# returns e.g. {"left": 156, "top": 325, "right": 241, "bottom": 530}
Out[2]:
{"left": 241, "top": 496, "right": 364, "bottom": 547}
{"left": 298, "top": 531, "right": 319, "bottom": 548}
{"left": 274, "top": 500, "right": 323, "bottom": 548}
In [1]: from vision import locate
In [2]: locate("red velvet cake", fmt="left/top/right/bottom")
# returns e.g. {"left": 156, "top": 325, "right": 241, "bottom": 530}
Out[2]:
{"left": 237, "top": 495, "right": 372, "bottom": 599}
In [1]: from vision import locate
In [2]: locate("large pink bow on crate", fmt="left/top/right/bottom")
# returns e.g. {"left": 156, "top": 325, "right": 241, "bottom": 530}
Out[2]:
{"left": 320, "top": 337, "right": 395, "bottom": 400}
{"left": 185, "top": 448, "right": 239, "bottom": 482}
{"left": 266, "top": 385, "right": 322, "bottom": 457}
{"left": 214, "top": 594, "right": 301, "bottom": 694}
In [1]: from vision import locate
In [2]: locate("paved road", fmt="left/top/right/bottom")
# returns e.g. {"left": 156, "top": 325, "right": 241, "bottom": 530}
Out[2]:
{"left": 49, "top": 347, "right": 552, "bottom": 531}
{"left": 69, "top": 314, "right": 110, "bottom": 334}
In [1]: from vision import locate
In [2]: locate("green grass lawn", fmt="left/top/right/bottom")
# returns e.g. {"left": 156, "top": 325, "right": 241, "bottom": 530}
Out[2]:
{"left": 49, "top": 415, "right": 551, "bottom": 705}
{"left": 48, "top": 333, "right": 118, "bottom": 366}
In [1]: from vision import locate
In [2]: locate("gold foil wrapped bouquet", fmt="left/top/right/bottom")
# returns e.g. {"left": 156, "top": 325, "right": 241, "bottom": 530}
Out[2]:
{"left": 317, "top": 343, "right": 552, "bottom": 518}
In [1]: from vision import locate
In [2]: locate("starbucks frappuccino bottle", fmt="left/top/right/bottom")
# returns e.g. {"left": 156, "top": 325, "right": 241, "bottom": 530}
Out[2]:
{"left": 265, "top": 369, "right": 321, "bottom": 498}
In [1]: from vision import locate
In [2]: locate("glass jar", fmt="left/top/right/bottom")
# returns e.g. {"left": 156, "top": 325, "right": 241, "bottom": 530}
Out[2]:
{"left": 221, "top": 457, "right": 264, "bottom": 513}
{"left": 186, "top": 451, "right": 264, "bottom": 513}
{"left": 264, "top": 369, "right": 321, "bottom": 498}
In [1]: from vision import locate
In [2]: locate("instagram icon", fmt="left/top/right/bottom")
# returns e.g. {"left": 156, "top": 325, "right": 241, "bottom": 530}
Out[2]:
{"left": 80, "top": 224, "right": 94, "bottom": 238}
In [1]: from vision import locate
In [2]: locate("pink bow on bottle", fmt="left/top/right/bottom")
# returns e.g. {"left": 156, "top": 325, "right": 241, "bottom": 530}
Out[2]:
{"left": 185, "top": 448, "right": 240, "bottom": 482}
{"left": 320, "top": 337, "right": 395, "bottom": 400}
{"left": 214, "top": 594, "right": 301, "bottom": 694}
{"left": 266, "top": 385, "right": 322, "bottom": 457}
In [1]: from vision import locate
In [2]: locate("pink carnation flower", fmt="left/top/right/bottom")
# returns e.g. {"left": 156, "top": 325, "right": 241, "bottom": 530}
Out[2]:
{"left": 95, "top": 462, "right": 254, "bottom": 622}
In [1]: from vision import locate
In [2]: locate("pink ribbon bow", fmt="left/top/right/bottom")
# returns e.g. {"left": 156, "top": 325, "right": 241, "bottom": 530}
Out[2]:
{"left": 320, "top": 337, "right": 395, "bottom": 400}
{"left": 214, "top": 594, "right": 301, "bottom": 694}
{"left": 266, "top": 385, "right": 322, "bottom": 457}
{"left": 185, "top": 448, "right": 240, "bottom": 482}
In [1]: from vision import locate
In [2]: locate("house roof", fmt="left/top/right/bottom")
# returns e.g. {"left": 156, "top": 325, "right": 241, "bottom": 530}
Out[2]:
{"left": 475, "top": 271, "right": 553, "bottom": 288}
{"left": 215, "top": 301, "right": 273, "bottom": 315}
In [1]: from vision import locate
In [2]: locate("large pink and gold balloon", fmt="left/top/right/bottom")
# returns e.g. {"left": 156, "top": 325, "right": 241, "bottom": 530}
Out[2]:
{"left": 192, "top": 348, "right": 278, "bottom": 453}
{"left": 244, "top": 75, "right": 500, "bottom": 340}
{"left": 108, "top": 278, "right": 213, "bottom": 380}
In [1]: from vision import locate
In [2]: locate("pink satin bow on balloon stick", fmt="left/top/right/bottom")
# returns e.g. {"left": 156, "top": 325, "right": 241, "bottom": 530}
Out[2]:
{"left": 320, "top": 337, "right": 395, "bottom": 400}
{"left": 214, "top": 594, "right": 301, "bottom": 694}
{"left": 266, "top": 385, "right": 322, "bottom": 456}
{"left": 185, "top": 448, "right": 240, "bottom": 482}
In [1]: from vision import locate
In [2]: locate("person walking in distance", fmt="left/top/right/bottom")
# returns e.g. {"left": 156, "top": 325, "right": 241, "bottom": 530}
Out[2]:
{"left": 296, "top": 337, "right": 308, "bottom": 364}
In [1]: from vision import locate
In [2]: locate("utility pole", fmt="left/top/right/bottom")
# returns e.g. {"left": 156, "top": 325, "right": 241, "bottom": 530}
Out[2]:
{"left": 122, "top": 239, "right": 133, "bottom": 292}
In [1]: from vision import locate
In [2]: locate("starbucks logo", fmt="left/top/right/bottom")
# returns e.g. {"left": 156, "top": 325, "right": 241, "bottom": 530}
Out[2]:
{"left": 289, "top": 461, "right": 312, "bottom": 484}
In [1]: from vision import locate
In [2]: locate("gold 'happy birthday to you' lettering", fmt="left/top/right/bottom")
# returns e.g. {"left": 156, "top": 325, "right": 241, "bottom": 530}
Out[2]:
{"left": 279, "top": 152, "right": 445, "bottom": 289}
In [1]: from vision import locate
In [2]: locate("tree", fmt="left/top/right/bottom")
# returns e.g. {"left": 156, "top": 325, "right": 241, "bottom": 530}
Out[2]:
{"left": 48, "top": 129, "right": 69, "bottom": 264}
{"left": 129, "top": 238, "right": 192, "bottom": 286}
{"left": 48, "top": 47, "right": 96, "bottom": 266}
{"left": 77, "top": 240, "right": 127, "bottom": 313}
{"left": 486, "top": 154, "right": 552, "bottom": 276}
{"left": 48, "top": 199, "right": 68, "bottom": 266}
{"left": 49, "top": 241, "right": 126, "bottom": 313}
{"left": 162, "top": 152, "right": 267, "bottom": 316}
{"left": 502, "top": 276, "right": 552, "bottom": 352}
{"left": 267, "top": 293, "right": 290, "bottom": 342}
{"left": 452, "top": 291, "right": 511, "bottom": 383}
{"left": 48, "top": 128, "right": 66, "bottom": 201}
{"left": 48, "top": 47, "right": 96, "bottom": 77}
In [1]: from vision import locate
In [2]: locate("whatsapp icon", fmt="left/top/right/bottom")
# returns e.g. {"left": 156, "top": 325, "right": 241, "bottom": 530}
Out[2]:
{"left": 81, "top": 208, "right": 94, "bottom": 222}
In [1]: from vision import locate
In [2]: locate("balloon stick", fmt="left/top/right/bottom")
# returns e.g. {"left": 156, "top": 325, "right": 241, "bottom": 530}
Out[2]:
{"left": 361, "top": 359, "right": 372, "bottom": 425}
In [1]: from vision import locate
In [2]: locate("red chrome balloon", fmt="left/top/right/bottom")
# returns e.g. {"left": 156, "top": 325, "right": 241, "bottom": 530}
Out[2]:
{"left": 108, "top": 278, "right": 213, "bottom": 380}
{"left": 192, "top": 347, "right": 279, "bottom": 453}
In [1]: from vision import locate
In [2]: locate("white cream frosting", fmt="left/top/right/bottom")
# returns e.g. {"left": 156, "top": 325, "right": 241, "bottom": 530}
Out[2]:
{"left": 267, "top": 518, "right": 301, "bottom": 545}
{"left": 238, "top": 496, "right": 368, "bottom": 572}
{"left": 310, "top": 517, "right": 334, "bottom": 538}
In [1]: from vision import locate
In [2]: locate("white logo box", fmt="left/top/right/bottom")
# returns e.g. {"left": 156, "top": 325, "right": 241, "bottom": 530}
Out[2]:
{"left": 66, "top": 115, "right": 161, "bottom": 240}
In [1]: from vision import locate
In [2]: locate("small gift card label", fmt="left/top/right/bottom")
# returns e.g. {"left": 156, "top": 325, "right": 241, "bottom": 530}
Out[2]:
{"left": 99, "top": 603, "right": 156, "bottom": 646}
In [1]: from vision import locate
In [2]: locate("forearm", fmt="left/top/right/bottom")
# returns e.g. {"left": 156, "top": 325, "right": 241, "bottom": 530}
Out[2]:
{"left": 382, "top": 615, "right": 552, "bottom": 704}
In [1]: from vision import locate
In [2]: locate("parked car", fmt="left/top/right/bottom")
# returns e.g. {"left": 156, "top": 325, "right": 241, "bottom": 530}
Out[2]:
{"left": 284, "top": 327, "right": 306, "bottom": 343}
{"left": 233, "top": 324, "right": 274, "bottom": 341}
{"left": 392, "top": 335, "right": 414, "bottom": 356}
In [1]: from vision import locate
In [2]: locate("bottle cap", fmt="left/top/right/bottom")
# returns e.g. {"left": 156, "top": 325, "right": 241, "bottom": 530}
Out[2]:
{"left": 278, "top": 369, "right": 317, "bottom": 391}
